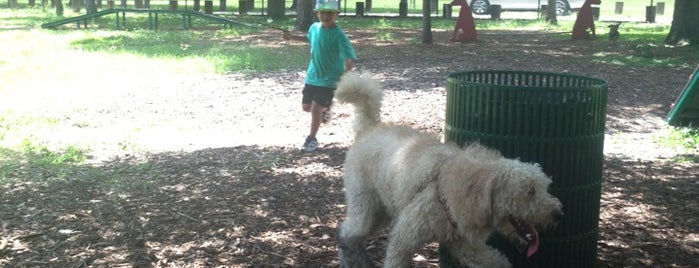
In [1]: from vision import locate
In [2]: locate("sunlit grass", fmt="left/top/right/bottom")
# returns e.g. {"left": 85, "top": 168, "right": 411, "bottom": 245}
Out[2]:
{"left": 0, "top": 24, "right": 305, "bottom": 97}
{"left": 0, "top": 140, "right": 87, "bottom": 183}
{"left": 656, "top": 126, "right": 699, "bottom": 151}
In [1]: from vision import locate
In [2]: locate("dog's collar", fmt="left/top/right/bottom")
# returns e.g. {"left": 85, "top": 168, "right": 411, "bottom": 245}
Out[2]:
{"left": 433, "top": 171, "right": 458, "bottom": 230}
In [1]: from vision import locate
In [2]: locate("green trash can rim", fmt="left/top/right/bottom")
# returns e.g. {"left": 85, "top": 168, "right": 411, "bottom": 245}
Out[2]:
{"left": 448, "top": 70, "right": 608, "bottom": 91}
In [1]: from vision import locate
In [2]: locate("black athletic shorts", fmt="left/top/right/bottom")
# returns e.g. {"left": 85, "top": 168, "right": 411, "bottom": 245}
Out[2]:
{"left": 302, "top": 84, "right": 334, "bottom": 108}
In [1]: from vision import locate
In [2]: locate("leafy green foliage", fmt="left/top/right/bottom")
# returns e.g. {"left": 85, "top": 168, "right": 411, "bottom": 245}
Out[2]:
{"left": 0, "top": 140, "right": 86, "bottom": 183}
{"left": 657, "top": 126, "right": 699, "bottom": 150}
{"left": 69, "top": 30, "right": 305, "bottom": 73}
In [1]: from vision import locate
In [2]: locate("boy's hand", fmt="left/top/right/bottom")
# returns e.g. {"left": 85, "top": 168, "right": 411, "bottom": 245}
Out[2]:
{"left": 344, "top": 59, "right": 354, "bottom": 72}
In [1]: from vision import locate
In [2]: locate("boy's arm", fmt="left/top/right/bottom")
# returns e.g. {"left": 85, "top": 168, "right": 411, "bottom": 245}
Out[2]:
{"left": 282, "top": 32, "right": 308, "bottom": 42}
{"left": 344, "top": 59, "right": 354, "bottom": 73}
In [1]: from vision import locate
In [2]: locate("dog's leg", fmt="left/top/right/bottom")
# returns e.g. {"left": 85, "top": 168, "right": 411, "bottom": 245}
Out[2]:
{"left": 338, "top": 231, "right": 374, "bottom": 268}
{"left": 338, "top": 175, "right": 385, "bottom": 267}
{"left": 446, "top": 241, "right": 512, "bottom": 268}
{"left": 338, "top": 211, "right": 383, "bottom": 268}
{"left": 382, "top": 203, "right": 432, "bottom": 267}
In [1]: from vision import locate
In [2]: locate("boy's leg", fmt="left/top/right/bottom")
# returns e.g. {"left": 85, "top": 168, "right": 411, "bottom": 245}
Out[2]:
{"left": 300, "top": 103, "right": 322, "bottom": 152}
{"left": 303, "top": 85, "right": 334, "bottom": 136}
{"left": 314, "top": 87, "right": 334, "bottom": 124}
{"left": 300, "top": 85, "right": 334, "bottom": 151}
{"left": 302, "top": 86, "right": 312, "bottom": 112}
{"left": 308, "top": 100, "right": 323, "bottom": 138}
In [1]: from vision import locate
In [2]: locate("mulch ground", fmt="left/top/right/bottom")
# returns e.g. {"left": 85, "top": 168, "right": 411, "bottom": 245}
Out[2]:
{"left": 1, "top": 28, "right": 698, "bottom": 267}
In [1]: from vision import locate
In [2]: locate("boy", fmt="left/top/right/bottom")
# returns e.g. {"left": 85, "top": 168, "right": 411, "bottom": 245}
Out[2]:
{"left": 282, "top": 0, "right": 357, "bottom": 152}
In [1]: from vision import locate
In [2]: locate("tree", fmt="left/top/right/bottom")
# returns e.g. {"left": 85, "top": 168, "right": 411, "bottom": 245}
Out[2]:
{"left": 86, "top": 0, "right": 97, "bottom": 14}
{"left": 664, "top": 0, "right": 699, "bottom": 45}
{"left": 54, "top": 0, "right": 64, "bottom": 16}
{"left": 546, "top": 0, "right": 557, "bottom": 24}
{"left": 294, "top": 0, "right": 315, "bottom": 32}
{"left": 71, "top": 0, "right": 82, "bottom": 12}
{"left": 422, "top": 0, "right": 432, "bottom": 44}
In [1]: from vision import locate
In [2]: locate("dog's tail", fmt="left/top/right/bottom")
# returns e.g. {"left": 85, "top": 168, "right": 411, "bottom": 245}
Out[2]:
{"left": 335, "top": 71, "right": 383, "bottom": 134}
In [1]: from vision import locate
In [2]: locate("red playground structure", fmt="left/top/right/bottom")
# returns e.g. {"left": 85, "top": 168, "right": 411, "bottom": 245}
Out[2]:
{"left": 450, "top": 0, "right": 477, "bottom": 42}
{"left": 572, "top": 0, "right": 601, "bottom": 40}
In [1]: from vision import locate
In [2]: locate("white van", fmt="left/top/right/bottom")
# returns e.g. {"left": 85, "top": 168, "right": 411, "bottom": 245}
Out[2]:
{"left": 469, "top": 0, "right": 587, "bottom": 15}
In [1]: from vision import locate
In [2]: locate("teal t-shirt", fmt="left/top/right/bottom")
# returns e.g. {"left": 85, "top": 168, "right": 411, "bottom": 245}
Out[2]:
{"left": 305, "top": 22, "right": 357, "bottom": 88}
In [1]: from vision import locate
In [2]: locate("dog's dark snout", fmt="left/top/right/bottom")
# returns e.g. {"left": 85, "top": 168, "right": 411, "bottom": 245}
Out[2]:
{"left": 551, "top": 208, "right": 564, "bottom": 222}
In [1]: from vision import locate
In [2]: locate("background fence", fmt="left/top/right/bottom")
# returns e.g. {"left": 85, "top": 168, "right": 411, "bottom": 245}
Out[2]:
{"left": 15, "top": 0, "right": 675, "bottom": 23}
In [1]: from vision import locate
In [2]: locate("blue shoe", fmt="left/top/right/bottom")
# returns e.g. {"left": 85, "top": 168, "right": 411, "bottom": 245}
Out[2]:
{"left": 301, "top": 136, "right": 318, "bottom": 152}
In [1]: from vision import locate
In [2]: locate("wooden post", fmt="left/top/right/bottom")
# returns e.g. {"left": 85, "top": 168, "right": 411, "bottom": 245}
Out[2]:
{"left": 399, "top": 0, "right": 407, "bottom": 17}
{"left": 169, "top": 0, "right": 177, "bottom": 9}
{"left": 442, "top": 3, "right": 451, "bottom": 19}
{"left": 239, "top": 0, "right": 247, "bottom": 14}
{"left": 656, "top": 2, "right": 665, "bottom": 15}
{"left": 356, "top": 2, "right": 364, "bottom": 17}
{"left": 490, "top": 4, "right": 501, "bottom": 20}
{"left": 204, "top": 0, "right": 213, "bottom": 13}
{"left": 268, "top": 0, "right": 285, "bottom": 19}
{"left": 614, "top": 1, "right": 623, "bottom": 14}
{"left": 645, "top": 5, "right": 656, "bottom": 23}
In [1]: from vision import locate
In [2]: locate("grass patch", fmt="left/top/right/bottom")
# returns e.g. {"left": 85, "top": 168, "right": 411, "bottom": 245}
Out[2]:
{"left": 68, "top": 29, "right": 305, "bottom": 73}
{"left": 0, "top": 139, "right": 159, "bottom": 194}
{"left": 0, "top": 140, "right": 87, "bottom": 183}
{"left": 590, "top": 24, "right": 698, "bottom": 68}
{"left": 656, "top": 126, "right": 699, "bottom": 151}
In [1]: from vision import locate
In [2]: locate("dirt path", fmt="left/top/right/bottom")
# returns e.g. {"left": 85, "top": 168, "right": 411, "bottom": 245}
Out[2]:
{"left": 1, "top": 29, "right": 697, "bottom": 267}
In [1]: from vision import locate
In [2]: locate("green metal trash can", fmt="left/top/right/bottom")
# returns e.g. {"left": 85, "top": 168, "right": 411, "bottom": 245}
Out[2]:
{"left": 441, "top": 70, "right": 608, "bottom": 267}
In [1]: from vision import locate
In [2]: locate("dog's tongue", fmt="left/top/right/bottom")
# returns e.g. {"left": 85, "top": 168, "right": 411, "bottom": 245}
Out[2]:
{"left": 525, "top": 224, "right": 539, "bottom": 257}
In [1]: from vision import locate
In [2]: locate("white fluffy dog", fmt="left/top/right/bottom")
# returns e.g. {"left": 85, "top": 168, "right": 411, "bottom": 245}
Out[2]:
{"left": 334, "top": 71, "right": 564, "bottom": 268}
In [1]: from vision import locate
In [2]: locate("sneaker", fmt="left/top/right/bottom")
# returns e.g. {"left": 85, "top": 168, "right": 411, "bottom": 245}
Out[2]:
{"left": 301, "top": 136, "right": 319, "bottom": 152}
{"left": 322, "top": 106, "right": 332, "bottom": 124}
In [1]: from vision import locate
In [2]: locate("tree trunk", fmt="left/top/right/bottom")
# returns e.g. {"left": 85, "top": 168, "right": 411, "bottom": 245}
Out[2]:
{"left": 86, "top": 0, "right": 97, "bottom": 13}
{"left": 8, "top": 0, "right": 19, "bottom": 8}
{"left": 295, "top": 0, "right": 315, "bottom": 32}
{"left": 54, "top": 0, "right": 64, "bottom": 16}
{"left": 72, "top": 0, "right": 82, "bottom": 12}
{"left": 422, "top": 0, "right": 432, "bottom": 44}
{"left": 546, "top": 0, "right": 557, "bottom": 24}
{"left": 664, "top": 0, "right": 699, "bottom": 45}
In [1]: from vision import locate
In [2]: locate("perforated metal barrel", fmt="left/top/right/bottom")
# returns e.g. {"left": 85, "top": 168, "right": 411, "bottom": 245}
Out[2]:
{"left": 441, "top": 70, "right": 608, "bottom": 268}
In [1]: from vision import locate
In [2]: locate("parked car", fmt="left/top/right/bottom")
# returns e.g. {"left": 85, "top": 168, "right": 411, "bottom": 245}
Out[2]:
{"left": 469, "top": 0, "right": 587, "bottom": 15}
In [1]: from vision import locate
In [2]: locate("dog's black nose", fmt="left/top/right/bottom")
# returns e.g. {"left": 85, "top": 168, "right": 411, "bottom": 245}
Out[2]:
{"left": 552, "top": 208, "right": 564, "bottom": 222}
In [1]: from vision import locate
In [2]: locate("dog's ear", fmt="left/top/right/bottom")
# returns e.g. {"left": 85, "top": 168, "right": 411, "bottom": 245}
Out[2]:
{"left": 439, "top": 158, "right": 495, "bottom": 228}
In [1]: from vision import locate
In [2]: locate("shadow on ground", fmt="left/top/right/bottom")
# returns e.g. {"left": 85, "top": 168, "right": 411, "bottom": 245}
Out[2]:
{"left": 1, "top": 144, "right": 348, "bottom": 267}
{"left": 598, "top": 154, "right": 698, "bottom": 267}
{"left": 2, "top": 143, "right": 697, "bottom": 267}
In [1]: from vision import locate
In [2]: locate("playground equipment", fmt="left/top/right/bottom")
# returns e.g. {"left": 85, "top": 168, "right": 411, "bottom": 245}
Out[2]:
{"left": 41, "top": 8, "right": 252, "bottom": 30}
{"left": 667, "top": 66, "right": 699, "bottom": 127}
{"left": 450, "top": 0, "right": 477, "bottom": 42}
{"left": 571, "top": 0, "right": 600, "bottom": 40}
